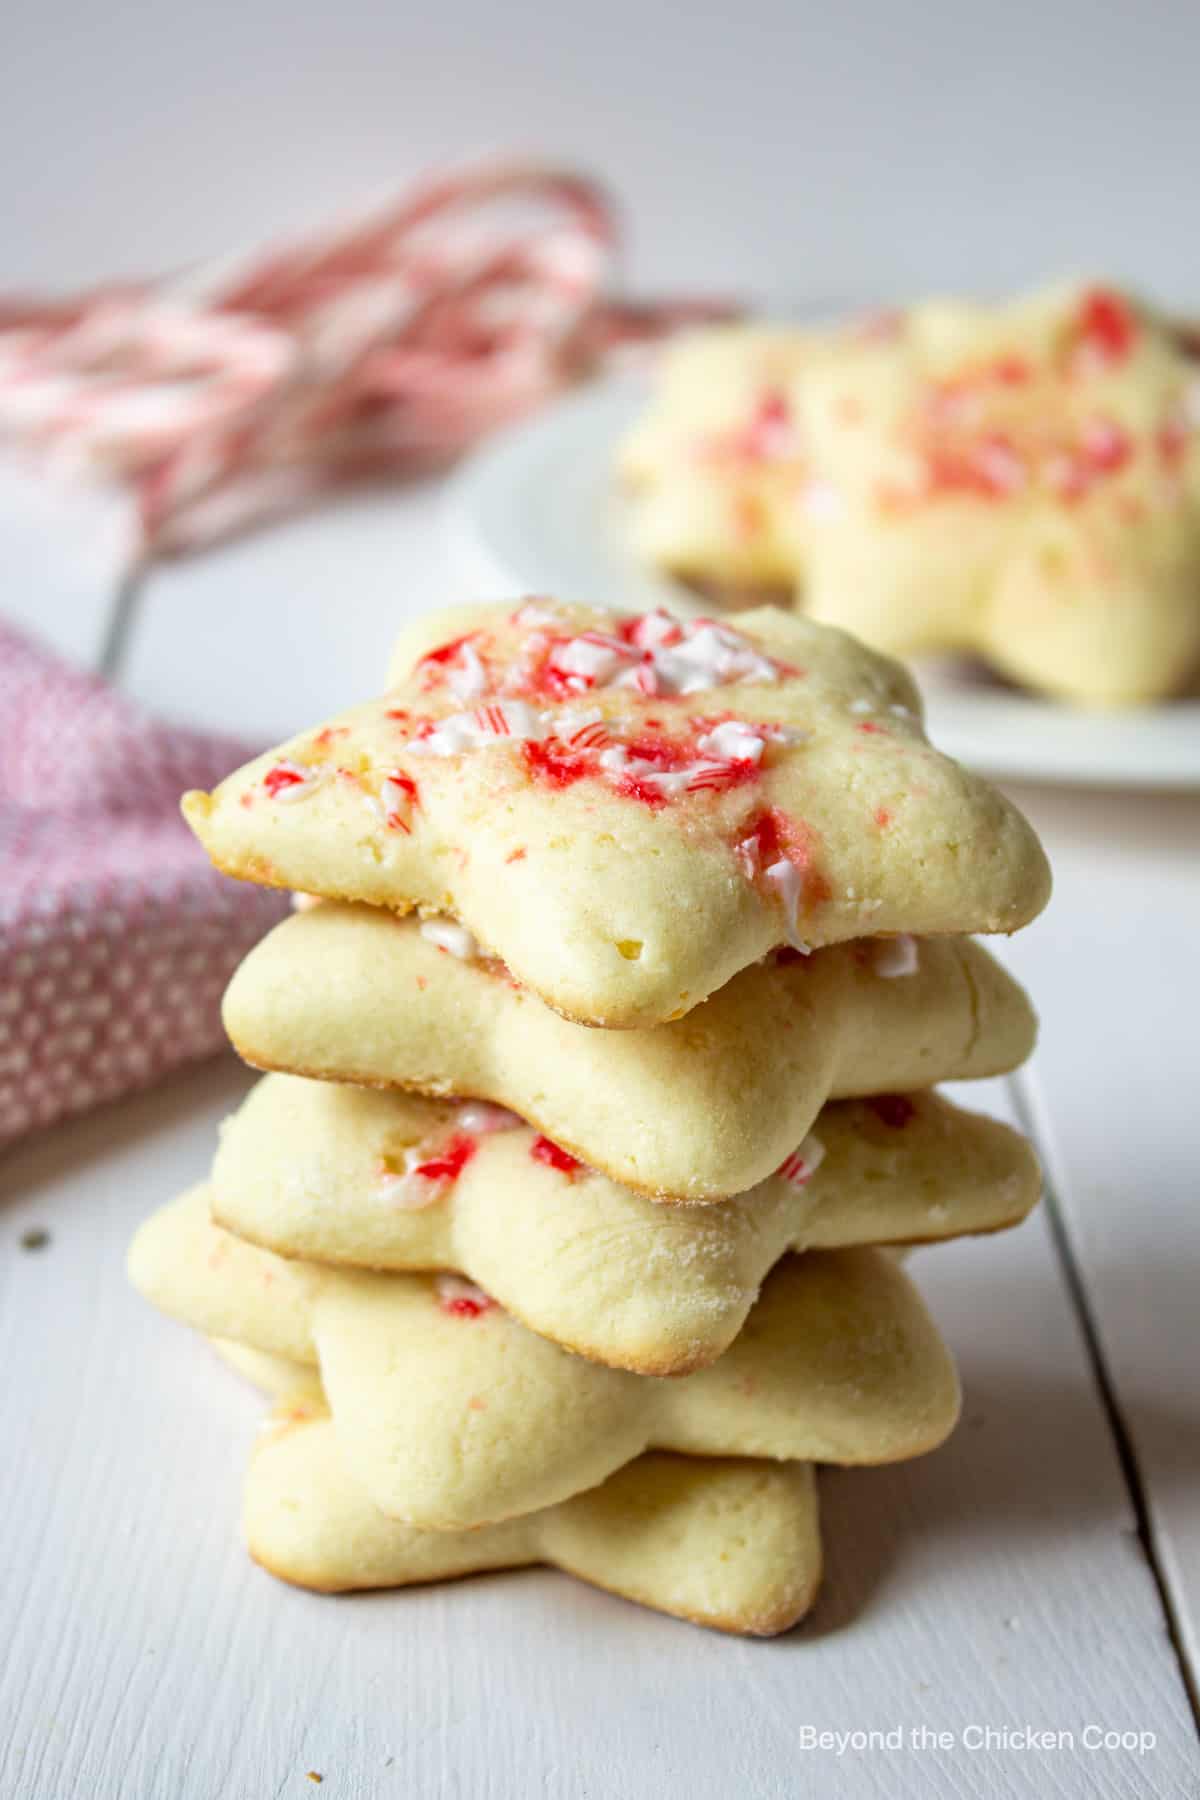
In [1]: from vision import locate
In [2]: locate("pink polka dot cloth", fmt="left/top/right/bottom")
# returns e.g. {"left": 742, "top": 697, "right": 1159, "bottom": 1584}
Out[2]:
{"left": 0, "top": 621, "right": 287, "bottom": 1147}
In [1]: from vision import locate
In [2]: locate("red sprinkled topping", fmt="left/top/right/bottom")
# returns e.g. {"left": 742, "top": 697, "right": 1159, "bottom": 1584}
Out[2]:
{"left": 1078, "top": 289, "right": 1136, "bottom": 365}
{"left": 437, "top": 1279, "right": 495, "bottom": 1319}
{"left": 737, "top": 807, "right": 832, "bottom": 907}
{"left": 263, "top": 763, "right": 307, "bottom": 798}
{"left": 868, "top": 1094, "right": 916, "bottom": 1129}
{"left": 1157, "top": 414, "right": 1189, "bottom": 471}
{"left": 1080, "top": 417, "right": 1131, "bottom": 473}
{"left": 314, "top": 725, "right": 349, "bottom": 747}
{"left": 411, "top": 1133, "right": 477, "bottom": 1184}
{"left": 991, "top": 355, "right": 1032, "bottom": 386}
{"left": 418, "top": 632, "right": 480, "bottom": 671}
{"left": 381, "top": 768, "right": 419, "bottom": 831}
{"left": 523, "top": 722, "right": 762, "bottom": 808}
{"left": 530, "top": 1135, "right": 583, "bottom": 1176}
{"left": 874, "top": 806, "right": 893, "bottom": 829}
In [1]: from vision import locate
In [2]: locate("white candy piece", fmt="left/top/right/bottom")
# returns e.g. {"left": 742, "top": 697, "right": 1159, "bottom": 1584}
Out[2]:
{"left": 764, "top": 859, "right": 812, "bottom": 955}
{"left": 452, "top": 1102, "right": 523, "bottom": 1135}
{"left": 264, "top": 760, "right": 324, "bottom": 802}
{"left": 419, "top": 918, "right": 480, "bottom": 961}
{"left": 446, "top": 641, "right": 489, "bottom": 702}
{"left": 873, "top": 934, "right": 920, "bottom": 979}
{"left": 777, "top": 1133, "right": 826, "bottom": 1189}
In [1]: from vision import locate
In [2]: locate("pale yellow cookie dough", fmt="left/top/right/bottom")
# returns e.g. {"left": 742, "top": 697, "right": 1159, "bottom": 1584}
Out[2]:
{"left": 129, "top": 1190, "right": 960, "bottom": 1530}
{"left": 618, "top": 324, "right": 819, "bottom": 585}
{"left": 247, "top": 1406, "right": 822, "bottom": 1635}
{"left": 223, "top": 904, "right": 1037, "bottom": 1201}
{"left": 212, "top": 1072, "right": 1039, "bottom": 1375}
{"left": 183, "top": 601, "right": 1050, "bottom": 1027}
{"left": 623, "top": 288, "right": 1200, "bottom": 704}
{"left": 798, "top": 283, "right": 1200, "bottom": 704}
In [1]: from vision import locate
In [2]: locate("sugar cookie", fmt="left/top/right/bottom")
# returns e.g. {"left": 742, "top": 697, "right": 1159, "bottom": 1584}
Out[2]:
{"left": 213, "top": 1073, "right": 1038, "bottom": 1374}
{"left": 183, "top": 601, "right": 1050, "bottom": 1026}
{"left": 248, "top": 1404, "right": 822, "bottom": 1636}
{"left": 223, "top": 903, "right": 1036, "bottom": 1200}
{"left": 129, "top": 1190, "right": 959, "bottom": 1530}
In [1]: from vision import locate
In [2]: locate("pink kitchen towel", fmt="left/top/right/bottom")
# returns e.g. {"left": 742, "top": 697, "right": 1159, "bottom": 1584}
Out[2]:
{"left": 0, "top": 621, "right": 287, "bottom": 1146}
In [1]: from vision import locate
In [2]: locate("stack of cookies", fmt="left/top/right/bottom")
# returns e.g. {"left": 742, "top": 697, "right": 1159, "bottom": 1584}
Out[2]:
{"left": 129, "top": 599, "right": 1049, "bottom": 1635}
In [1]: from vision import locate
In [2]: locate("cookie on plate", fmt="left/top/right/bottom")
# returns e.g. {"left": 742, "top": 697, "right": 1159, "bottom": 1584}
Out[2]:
{"left": 617, "top": 324, "right": 819, "bottom": 587}
{"left": 183, "top": 600, "right": 1050, "bottom": 1027}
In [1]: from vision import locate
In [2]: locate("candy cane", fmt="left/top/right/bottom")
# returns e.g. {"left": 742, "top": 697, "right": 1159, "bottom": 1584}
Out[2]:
{"left": 0, "top": 159, "right": 737, "bottom": 561}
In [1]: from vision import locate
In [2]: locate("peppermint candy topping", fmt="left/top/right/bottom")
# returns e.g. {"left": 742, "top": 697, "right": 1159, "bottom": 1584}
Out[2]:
{"left": 619, "top": 616, "right": 782, "bottom": 697}
{"left": 446, "top": 639, "right": 489, "bottom": 702}
{"left": 405, "top": 699, "right": 546, "bottom": 756}
{"left": 778, "top": 1134, "right": 826, "bottom": 1189}
{"left": 262, "top": 760, "right": 322, "bottom": 801}
{"left": 419, "top": 917, "right": 481, "bottom": 960}
{"left": 872, "top": 934, "right": 919, "bottom": 978}
{"left": 377, "top": 1131, "right": 478, "bottom": 1209}
{"left": 435, "top": 1273, "right": 495, "bottom": 1318}
{"left": 764, "top": 859, "right": 812, "bottom": 955}
{"left": 379, "top": 771, "right": 418, "bottom": 832}
{"left": 453, "top": 1102, "right": 522, "bottom": 1135}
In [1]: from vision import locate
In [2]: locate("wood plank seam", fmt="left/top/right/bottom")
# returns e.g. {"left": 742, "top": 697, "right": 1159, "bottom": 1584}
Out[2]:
{"left": 1007, "top": 1065, "right": 1200, "bottom": 1735}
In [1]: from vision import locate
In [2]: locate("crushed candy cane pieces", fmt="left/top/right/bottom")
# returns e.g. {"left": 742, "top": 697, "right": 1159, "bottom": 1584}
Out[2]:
{"left": 453, "top": 1101, "right": 523, "bottom": 1135}
{"left": 263, "top": 760, "right": 320, "bottom": 801}
{"left": 872, "top": 934, "right": 919, "bottom": 978}
{"left": 435, "top": 1273, "right": 495, "bottom": 1318}
{"left": 777, "top": 1134, "right": 826, "bottom": 1188}
{"left": 530, "top": 1135, "right": 585, "bottom": 1177}
{"left": 420, "top": 917, "right": 481, "bottom": 960}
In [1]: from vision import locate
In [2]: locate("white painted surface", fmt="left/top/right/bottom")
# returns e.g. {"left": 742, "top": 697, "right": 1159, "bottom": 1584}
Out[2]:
{"left": 3, "top": 496, "right": 1199, "bottom": 1796}
{"left": 4, "top": 18, "right": 1200, "bottom": 1781}
{"left": 2, "top": 1072, "right": 1197, "bottom": 1798}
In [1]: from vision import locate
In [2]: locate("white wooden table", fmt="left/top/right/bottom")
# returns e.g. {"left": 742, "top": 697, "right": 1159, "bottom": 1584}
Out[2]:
{"left": 3, "top": 484, "right": 1199, "bottom": 1800}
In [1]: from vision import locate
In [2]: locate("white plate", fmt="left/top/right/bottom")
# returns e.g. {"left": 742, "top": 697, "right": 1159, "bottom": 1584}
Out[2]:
{"left": 444, "top": 375, "right": 1200, "bottom": 788}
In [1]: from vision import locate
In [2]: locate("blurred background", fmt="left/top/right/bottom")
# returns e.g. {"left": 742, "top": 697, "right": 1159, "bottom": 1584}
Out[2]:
{"left": 7, "top": 0, "right": 1196, "bottom": 306}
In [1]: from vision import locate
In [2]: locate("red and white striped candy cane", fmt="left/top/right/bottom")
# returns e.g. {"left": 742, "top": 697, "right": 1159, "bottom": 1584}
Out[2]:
{"left": 0, "top": 159, "right": 736, "bottom": 560}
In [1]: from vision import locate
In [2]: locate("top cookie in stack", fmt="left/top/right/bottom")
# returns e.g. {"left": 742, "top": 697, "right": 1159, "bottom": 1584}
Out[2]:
{"left": 183, "top": 600, "right": 1050, "bottom": 1031}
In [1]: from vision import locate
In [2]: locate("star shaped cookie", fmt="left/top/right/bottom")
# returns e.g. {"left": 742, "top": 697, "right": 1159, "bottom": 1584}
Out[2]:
{"left": 129, "top": 1189, "right": 960, "bottom": 1531}
{"left": 622, "top": 286, "right": 1200, "bottom": 704}
{"left": 799, "top": 283, "right": 1200, "bottom": 704}
{"left": 183, "top": 600, "right": 1049, "bottom": 1027}
{"left": 212, "top": 1072, "right": 1039, "bottom": 1375}
{"left": 223, "top": 903, "right": 1036, "bottom": 1200}
{"left": 247, "top": 1403, "right": 822, "bottom": 1636}
{"left": 618, "top": 323, "right": 819, "bottom": 587}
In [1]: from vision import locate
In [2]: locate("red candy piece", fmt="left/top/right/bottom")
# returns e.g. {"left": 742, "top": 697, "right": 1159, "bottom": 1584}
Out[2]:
{"left": 868, "top": 1094, "right": 916, "bottom": 1129}
{"left": 412, "top": 1134, "right": 477, "bottom": 1184}
{"left": 1078, "top": 289, "right": 1136, "bottom": 364}
{"left": 443, "top": 1295, "right": 491, "bottom": 1318}
{"left": 530, "top": 1135, "right": 583, "bottom": 1176}
{"left": 417, "top": 632, "right": 481, "bottom": 672}
{"left": 263, "top": 764, "right": 306, "bottom": 798}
